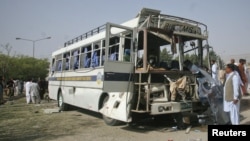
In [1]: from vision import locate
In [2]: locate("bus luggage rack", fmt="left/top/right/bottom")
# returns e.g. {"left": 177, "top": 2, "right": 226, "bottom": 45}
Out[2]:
{"left": 64, "top": 24, "right": 106, "bottom": 47}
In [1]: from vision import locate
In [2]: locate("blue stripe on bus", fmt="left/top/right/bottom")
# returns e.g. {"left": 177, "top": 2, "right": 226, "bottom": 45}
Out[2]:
{"left": 48, "top": 72, "right": 133, "bottom": 82}
{"left": 48, "top": 76, "right": 99, "bottom": 81}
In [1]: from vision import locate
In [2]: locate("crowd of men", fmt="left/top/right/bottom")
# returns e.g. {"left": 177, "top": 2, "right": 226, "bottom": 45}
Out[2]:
{"left": 0, "top": 77, "right": 47, "bottom": 105}
{"left": 211, "top": 58, "right": 249, "bottom": 125}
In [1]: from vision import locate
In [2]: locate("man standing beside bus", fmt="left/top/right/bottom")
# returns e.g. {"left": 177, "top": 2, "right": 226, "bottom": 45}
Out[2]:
{"left": 30, "top": 79, "right": 41, "bottom": 104}
{"left": 211, "top": 59, "right": 219, "bottom": 84}
{"left": 238, "top": 59, "right": 248, "bottom": 96}
{"left": 223, "top": 64, "right": 241, "bottom": 125}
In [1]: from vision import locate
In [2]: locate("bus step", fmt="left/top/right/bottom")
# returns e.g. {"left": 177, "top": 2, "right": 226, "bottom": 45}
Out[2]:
{"left": 131, "top": 110, "right": 149, "bottom": 113}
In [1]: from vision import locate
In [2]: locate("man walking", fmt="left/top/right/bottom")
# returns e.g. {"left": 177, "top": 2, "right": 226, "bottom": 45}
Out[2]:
{"left": 223, "top": 64, "right": 241, "bottom": 125}
{"left": 25, "top": 79, "right": 32, "bottom": 104}
{"left": 30, "top": 79, "right": 41, "bottom": 104}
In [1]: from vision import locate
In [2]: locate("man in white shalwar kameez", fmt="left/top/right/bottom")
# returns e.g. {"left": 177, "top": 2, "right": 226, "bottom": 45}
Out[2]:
{"left": 25, "top": 79, "right": 32, "bottom": 104}
{"left": 30, "top": 80, "right": 41, "bottom": 104}
{"left": 211, "top": 60, "right": 219, "bottom": 83}
{"left": 223, "top": 64, "right": 241, "bottom": 125}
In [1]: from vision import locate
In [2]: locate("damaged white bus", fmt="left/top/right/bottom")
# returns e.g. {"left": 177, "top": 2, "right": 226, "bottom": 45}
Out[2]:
{"left": 48, "top": 8, "right": 217, "bottom": 126}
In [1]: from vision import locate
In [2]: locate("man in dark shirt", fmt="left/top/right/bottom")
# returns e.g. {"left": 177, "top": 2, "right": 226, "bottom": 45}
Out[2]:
{"left": 7, "top": 78, "right": 15, "bottom": 100}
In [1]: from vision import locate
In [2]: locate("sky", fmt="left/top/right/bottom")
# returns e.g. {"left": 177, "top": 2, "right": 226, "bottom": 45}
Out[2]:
{"left": 0, "top": 0, "right": 250, "bottom": 62}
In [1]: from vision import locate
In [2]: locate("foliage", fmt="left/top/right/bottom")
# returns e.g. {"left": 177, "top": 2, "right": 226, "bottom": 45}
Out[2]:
{"left": 0, "top": 54, "right": 49, "bottom": 81}
{"left": 159, "top": 45, "right": 224, "bottom": 70}
{"left": 1, "top": 43, "right": 50, "bottom": 81}
{"left": 159, "top": 48, "right": 173, "bottom": 64}
{"left": 203, "top": 50, "right": 224, "bottom": 69}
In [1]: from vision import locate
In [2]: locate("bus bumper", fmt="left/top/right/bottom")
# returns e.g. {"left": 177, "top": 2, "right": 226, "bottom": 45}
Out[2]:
{"left": 150, "top": 101, "right": 193, "bottom": 115}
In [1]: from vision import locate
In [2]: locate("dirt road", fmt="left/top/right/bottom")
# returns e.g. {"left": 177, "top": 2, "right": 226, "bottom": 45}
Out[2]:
{"left": 0, "top": 95, "right": 249, "bottom": 141}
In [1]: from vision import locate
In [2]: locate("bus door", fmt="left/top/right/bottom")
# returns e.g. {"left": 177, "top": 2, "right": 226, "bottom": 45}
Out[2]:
{"left": 101, "top": 23, "right": 136, "bottom": 122}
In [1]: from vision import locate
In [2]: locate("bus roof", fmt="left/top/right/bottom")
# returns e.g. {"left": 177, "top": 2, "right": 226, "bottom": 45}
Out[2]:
{"left": 52, "top": 8, "right": 208, "bottom": 56}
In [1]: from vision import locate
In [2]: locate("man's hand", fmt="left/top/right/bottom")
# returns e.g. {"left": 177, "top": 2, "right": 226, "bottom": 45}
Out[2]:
{"left": 233, "top": 99, "right": 238, "bottom": 104}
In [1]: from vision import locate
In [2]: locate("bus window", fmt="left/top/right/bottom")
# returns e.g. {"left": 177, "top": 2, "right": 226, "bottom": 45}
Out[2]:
{"left": 92, "top": 44, "right": 100, "bottom": 67}
{"left": 123, "top": 49, "right": 130, "bottom": 62}
{"left": 159, "top": 46, "right": 171, "bottom": 70}
{"left": 101, "top": 48, "right": 105, "bottom": 65}
{"left": 136, "top": 49, "right": 144, "bottom": 68}
{"left": 108, "top": 37, "right": 119, "bottom": 61}
{"left": 71, "top": 49, "right": 79, "bottom": 70}
{"left": 63, "top": 52, "right": 70, "bottom": 70}
{"left": 55, "top": 54, "right": 62, "bottom": 71}
{"left": 56, "top": 60, "right": 62, "bottom": 71}
{"left": 100, "top": 40, "right": 106, "bottom": 65}
{"left": 50, "top": 58, "right": 56, "bottom": 75}
{"left": 122, "top": 34, "right": 132, "bottom": 62}
{"left": 81, "top": 46, "right": 91, "bottom": 68}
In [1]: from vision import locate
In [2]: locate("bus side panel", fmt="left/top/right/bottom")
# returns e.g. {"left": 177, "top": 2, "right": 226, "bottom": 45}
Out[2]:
{"left": 49, "top": 68, "right": 104, "bottom": 112}
{"left": 99, "top": 92, "right": 133, "bottom": 122}
{"left": 73, "top": 87, "right": 102, "bottom": 112}
{"left": 48, "top": 82, "right": 59, "bottom": 100}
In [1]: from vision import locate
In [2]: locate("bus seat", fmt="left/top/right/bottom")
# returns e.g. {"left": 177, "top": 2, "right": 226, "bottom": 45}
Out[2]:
{"left": 109, "top": 52, "right": 117, "bottom": 61}
{"left": 170, "top": 60, "right": 179, "bottom": 70}
{"left": 65, "top": 61, "right": 69, "bottom": 70}
{"left": 84, "top": 56, "right": 90, "bottom": 68}
{"left": 101, "top": 55, "right": 105, "bottom": 65}
{"left": 64, "top": 57, "right": 70, "bottom": 70}
{"left": 74, "top": 57, "right": 79, "bottom": 69}
{"left": 73, "top": 51, "right": 79, "bottom": 69}
{"left": 57, "top": 60, "right": 62, "bottom": 71}
{"left": 159, "top": 61, "right": 168, "bottom": 69}
{"left": 83, "top": 48, "right": 91, "bottom": 68}
{"left": 92, "top": 51, "right": 99, "bottom": 67}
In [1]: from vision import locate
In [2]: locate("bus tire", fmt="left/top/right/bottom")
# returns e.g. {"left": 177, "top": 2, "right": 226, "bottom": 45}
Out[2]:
{"left": 58, "top": 91, "right": 68, "bottom": 111}
{"left": 102, "top": 96, "right": 121, "bottom": 126}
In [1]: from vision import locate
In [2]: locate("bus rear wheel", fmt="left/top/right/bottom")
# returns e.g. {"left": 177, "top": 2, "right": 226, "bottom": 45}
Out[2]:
{"left": 58, "top": 91, "right": 69, "bottom": 111}
{"left": 102, "top": 96, "right": 121, "bottom": 126}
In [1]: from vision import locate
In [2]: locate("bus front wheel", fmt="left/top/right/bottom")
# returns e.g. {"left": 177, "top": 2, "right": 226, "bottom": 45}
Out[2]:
{"left": 58, "top": 91, "right": 69, "bottom": 111}
{"left": 102, "top": 96, "right": 121, "bottom": 126}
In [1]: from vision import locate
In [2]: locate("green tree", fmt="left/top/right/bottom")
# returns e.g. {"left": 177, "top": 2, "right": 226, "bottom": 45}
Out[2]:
{"left": 0, "top": 43, "right": 13, "bottom": 79}
{"left": 160, "top": 48, "right": 173, "bottom": 64}
{"left": 9, "top": 56, "right": 49, "bottom": 80}
{"left": 184, "top": 54, "right": 199, "bottom": 64}
{"left": 203, "top": 50, "right": 224, "bottom": 70}
{"left": 0, "top": 43, "right": 49, "bottom": 81}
